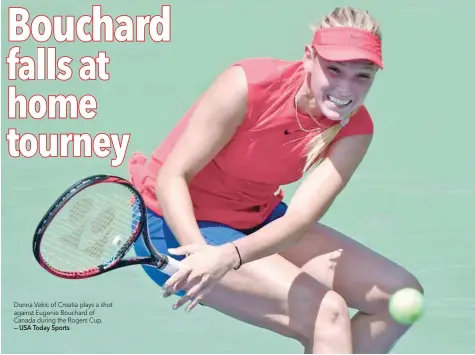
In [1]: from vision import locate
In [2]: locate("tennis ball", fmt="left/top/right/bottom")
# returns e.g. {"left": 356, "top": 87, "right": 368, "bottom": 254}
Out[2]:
{"left": 112, "top": 235, "right": 122, "bottom": 247}
{"left": 389, "top": 288, "right": 424, "bottom": 325}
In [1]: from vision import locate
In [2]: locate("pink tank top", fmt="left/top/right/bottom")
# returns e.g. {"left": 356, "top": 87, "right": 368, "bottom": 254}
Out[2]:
{"left": 128, "top": 58, "right": 374, "bottom": 229}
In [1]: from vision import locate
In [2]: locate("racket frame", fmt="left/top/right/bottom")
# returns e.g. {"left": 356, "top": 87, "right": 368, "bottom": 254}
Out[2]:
{"left": 33, "top": 174, "right": 172, "bottom": 279}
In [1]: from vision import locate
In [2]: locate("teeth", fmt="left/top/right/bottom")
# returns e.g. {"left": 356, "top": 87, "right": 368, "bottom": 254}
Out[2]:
{"left": 328, "top": 95, "right": 351, "bottom": 106}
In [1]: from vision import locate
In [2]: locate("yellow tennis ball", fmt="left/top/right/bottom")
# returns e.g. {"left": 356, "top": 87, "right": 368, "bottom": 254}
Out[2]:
{"left": 389, "top": 288, "right": 425, "bottom": 325}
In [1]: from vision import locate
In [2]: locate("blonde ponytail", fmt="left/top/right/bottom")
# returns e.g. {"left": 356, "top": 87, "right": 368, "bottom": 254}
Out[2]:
{"left": 302, "top": 117, "right": 349, "bottom": 173}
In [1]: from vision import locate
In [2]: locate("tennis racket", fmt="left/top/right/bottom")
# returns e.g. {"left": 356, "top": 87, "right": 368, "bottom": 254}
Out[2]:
{"left": 33, "top": 174, "right": 181, "bottom": 279}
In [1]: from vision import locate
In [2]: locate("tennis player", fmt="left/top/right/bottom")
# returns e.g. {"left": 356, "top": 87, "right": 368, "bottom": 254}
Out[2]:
{"left": 129, "top": 6, "right": 423, "bottom": 354}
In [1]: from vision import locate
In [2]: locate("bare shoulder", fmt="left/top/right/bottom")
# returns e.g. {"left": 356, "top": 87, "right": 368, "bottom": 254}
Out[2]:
{"left": 211, "top": 64, "right": 249, "bottom": 101}
{"left": 191, "top": 64, "right": 249, "bottom": 129}
{"left": 328, "top": 132, "right": 373, "bottom": 158}
{"left": 324, "top": 133, "right": 373, "bottom": 181}
{"left": 214, "top": 64, "right": 249, "bottom": 96}
{"left": 158, "top": 65, "right": 250, "bottom": 181}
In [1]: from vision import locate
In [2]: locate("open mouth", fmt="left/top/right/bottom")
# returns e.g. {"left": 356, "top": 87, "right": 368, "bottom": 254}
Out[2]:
{"left": 327, "top": 94, "right": 352, "bottom": 108}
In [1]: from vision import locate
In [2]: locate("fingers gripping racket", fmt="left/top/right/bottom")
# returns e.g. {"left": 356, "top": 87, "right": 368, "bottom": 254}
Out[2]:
{"left": 33, "top": 174, "right": 181, "bottom": 279}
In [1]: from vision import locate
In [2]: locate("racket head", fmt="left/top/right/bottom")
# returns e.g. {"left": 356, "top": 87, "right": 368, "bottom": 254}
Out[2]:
{"left": 33, "top": 175, "right": 148, "bottom": 279}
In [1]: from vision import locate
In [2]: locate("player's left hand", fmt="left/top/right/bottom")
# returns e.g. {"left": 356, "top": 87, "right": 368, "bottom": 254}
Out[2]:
{"left": 162, "top": 243, "right": 240, "bottom": 312}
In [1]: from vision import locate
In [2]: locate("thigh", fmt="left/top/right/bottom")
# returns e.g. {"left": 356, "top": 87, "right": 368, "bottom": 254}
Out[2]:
{"left": 279, "top": 223, "right": 421, "bottom": 314}
{"left": 201, "top": 253, "right": 333, "bottom": 344}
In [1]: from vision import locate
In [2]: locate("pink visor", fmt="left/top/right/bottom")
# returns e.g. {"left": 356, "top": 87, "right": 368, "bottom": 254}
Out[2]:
{"left": 312, "top": 27, "right": 383, "bottom": 69}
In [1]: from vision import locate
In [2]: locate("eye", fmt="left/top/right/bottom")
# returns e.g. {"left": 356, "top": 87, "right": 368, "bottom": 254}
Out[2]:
{"left": 327, "top": 66, "right": 341, "bottom": 74}
{"left": 357, "top": 73, "right": 372, "bottom": 80}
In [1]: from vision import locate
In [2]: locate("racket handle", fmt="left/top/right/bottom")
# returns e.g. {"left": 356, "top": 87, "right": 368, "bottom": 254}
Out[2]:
{"left": 160, "top": 256, "right": 181, "bottom": 275}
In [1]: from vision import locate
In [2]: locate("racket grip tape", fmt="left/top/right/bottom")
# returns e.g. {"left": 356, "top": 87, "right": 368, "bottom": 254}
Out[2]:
{"left": 160, "top": 256, "right": 181, "bottom": 275}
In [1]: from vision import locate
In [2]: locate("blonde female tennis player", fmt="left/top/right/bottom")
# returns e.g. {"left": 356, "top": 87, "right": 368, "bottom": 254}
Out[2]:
{"left": 128, "top": 7, "right": 424, "bottom": 354}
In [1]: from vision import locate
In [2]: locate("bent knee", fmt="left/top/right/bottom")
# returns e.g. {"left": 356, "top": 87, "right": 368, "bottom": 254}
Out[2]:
{"left": 364, "top": 268, "right": 424, "bottom": 315}
{"left": 404, "top": 272, "right": 424, "bottom": 295}
{"left": 387, "top": 269, "right": 424, "bottom": 299}
{"left": 293, "top": 290, "right": 350, "bottom": 346}
{"left": 319, "top": 290, "right": 350, "bottom": 323}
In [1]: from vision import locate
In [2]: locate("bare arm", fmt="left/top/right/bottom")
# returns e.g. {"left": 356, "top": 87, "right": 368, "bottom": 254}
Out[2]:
{"left": 233, "top": 133, "right": 373, "bottom": 264}
{"left": 156, "top": 66, "right": 248, "bottom": 246}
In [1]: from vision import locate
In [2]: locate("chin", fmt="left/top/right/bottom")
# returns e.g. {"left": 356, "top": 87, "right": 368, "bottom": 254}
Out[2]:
{"left": 321, "top": 105, "right": 345, "bottom": 121}
{"left": 321, "top": 101, "right": 357, "bottom": 122}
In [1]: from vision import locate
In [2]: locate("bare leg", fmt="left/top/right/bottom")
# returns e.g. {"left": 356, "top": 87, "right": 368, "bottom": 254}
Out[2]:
{"left": 280, "top": 223, "right": 424, "bottom": 354}
{"left": 193, "top": 253, "right": 353, "bottom": 353}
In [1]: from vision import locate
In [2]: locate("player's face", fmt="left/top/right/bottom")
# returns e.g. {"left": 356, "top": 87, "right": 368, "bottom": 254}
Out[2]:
{"left": 305, "top": 49, "right": 378, "bottom": 121}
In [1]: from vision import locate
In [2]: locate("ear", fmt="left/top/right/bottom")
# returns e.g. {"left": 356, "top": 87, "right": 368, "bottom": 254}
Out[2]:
{"left": 303, "top": 45, "right": 316, "bottom": 72}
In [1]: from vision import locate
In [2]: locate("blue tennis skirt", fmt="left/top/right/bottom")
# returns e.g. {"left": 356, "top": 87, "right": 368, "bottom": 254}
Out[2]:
{"left": 133, "top": 202, "right": 288, "bottom": 295}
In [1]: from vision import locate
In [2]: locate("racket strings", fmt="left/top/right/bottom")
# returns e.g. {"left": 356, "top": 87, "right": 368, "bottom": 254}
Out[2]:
{"left": 40, "top": 183, "right": 144, "bottom": 272}
{"left": 41, "top": 237, "right": 95, "bottom": 270}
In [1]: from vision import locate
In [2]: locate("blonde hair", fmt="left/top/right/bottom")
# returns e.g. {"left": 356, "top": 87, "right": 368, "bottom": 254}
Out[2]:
{"left": 302, "top": 7, "right": 381, "bottom": 173}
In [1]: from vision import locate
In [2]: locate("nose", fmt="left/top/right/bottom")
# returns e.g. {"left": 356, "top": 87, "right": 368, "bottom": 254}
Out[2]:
{"left": 334, "top": 78, "right": 354, "bottom": 97}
